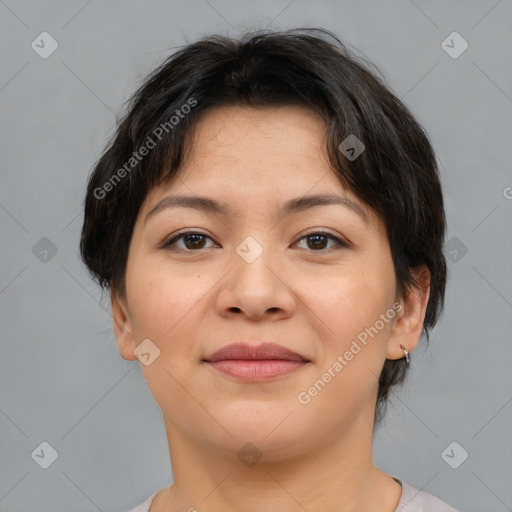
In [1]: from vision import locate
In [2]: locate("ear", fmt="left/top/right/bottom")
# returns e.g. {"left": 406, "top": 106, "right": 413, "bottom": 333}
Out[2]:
{"left": 386, "top": 265, "right": 431, "bottom": 360}
{"left": 111, "top": 288, "right": 138, "bottom": 361}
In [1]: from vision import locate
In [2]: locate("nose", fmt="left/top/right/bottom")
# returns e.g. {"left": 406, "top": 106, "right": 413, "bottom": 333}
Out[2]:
{"left": 215, "top": 238, "right": 296, "bottom": 321}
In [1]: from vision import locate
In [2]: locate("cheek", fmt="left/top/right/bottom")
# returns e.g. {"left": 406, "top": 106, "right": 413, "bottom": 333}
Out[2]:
{"left": 295, "top": 279, "right": 393, "bottom": 423}
{"left": 304, "top": 262, "right": 396, "bottom": 375}
{"left": 302, "top": 267, "right": 384, "bottom": 336}
{"left": 125, "top": 258, "right": 202, "bottom": 343}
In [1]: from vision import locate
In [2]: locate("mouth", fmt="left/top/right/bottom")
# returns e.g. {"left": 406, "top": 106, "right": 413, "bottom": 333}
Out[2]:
{"left": 203, "top": 342, "right": 310, "bottom": 382}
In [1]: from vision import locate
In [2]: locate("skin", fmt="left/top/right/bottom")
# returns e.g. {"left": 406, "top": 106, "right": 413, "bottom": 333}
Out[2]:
{"left": 111, "top": 104, "right": 430, "bottom": 512}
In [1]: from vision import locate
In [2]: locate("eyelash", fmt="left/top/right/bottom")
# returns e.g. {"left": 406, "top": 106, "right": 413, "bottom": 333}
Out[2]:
{"left": 160, "top": 230, "right": 350, "bottom": 253}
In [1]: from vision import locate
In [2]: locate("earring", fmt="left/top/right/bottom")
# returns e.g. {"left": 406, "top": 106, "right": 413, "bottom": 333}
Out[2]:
{"left": 400, "top": 344, "right": 410, "bottom": 364}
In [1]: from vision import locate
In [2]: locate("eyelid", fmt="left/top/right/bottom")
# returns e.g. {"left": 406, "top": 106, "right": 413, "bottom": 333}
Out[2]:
{"left": 159, "top": 229, "right": 215, "bottom": 249}
{"left": 160, "top": 228, "right": 351, "bottom": 252}
{"left": 297, "top": 228, "right": 351, "bottom": 248}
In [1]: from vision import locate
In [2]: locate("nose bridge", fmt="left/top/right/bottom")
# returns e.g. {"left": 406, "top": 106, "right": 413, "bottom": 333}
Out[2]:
{"left": 216, "top": 232, "right": 294, "bottom": 319}
{"left": 232, "top": 233, "right": 281, "bottom": 290}
{"left": 235, "top": 234, "right": 267, "bottom": 266}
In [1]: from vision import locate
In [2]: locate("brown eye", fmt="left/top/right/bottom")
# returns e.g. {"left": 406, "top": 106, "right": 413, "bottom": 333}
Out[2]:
{"left": 161, "top": 230, "right": 348, "bottom": 253}
{"left": 295, "top": 232, "right": 348, "bottom": 252}
{"left": 162, "top": 232, "right": 215, "bottom": 251}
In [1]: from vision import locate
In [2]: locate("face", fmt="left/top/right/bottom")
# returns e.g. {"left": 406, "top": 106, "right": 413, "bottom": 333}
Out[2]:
{"left": 112, "top": 105, "right": 429, "bottom": 459}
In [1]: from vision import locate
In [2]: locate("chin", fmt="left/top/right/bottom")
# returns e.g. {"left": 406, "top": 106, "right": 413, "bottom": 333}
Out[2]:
{"left": 215, "top": 402, "right": 307, "bottom": 449}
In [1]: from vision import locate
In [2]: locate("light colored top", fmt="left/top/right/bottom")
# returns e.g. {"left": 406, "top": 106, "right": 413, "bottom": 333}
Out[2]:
{"left": 123, "top": 476, "right": 461, "bottom": 512}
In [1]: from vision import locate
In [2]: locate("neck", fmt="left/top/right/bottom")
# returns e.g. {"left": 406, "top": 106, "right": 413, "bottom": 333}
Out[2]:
{"left": 153, "top": 413, "right": 402, "bottom": 512}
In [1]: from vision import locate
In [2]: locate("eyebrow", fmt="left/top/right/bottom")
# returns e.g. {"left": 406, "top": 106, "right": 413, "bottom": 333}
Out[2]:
{"left": 144, "top": 193, "right": 369, "bottom": 225}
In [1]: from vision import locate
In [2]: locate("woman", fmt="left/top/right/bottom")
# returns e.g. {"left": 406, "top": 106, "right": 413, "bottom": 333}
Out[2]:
{"left": 80, "top": 28, "right": 460, "bottom": 512}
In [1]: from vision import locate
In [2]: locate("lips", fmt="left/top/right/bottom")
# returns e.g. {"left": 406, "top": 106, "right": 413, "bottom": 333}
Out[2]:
{"left": 204, "top": 342, "right": 307, "bottom": 363}
{"left": 203, "top": 342, "right": 309, "bottom": 381}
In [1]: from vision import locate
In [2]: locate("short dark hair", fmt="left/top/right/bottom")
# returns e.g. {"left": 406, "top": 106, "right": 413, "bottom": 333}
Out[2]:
{"left": 80, "top": 27, "right": 447, "bottom": 427}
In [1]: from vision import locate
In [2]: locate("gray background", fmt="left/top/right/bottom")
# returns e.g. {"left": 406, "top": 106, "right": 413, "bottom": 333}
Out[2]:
{"left": 1, "top": 1, "right": 511, "bottom": 511}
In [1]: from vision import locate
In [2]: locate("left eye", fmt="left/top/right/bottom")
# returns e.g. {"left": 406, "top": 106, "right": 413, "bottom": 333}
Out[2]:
{"left": 161, "top": 231, "right": 347, "bottom": 252}
{"left": 295, "top": 232, "right": 348, "bottom": 251}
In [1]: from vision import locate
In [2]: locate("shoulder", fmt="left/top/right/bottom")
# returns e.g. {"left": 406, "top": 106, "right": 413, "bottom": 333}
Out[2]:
{"left": 394, "top": 477, "right": 461, "bottom": 512}
{"left": 122, "top": 491, "right": 158, "bottom": 512}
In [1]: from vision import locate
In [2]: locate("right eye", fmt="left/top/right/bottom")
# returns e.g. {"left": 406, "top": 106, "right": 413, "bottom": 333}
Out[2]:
{"left": 160, "top": 231, "right": 217, "bottom": 251}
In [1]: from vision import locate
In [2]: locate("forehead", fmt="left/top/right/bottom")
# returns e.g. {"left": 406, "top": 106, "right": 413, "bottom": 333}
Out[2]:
{"left": 141, "top": 104, "right": 377, "bottom": 227}
{"left": 184, "top": 104, "right": 327, "bottom": 170}
{"left": 156, "top": 105, "right": 333, "bottom": 193}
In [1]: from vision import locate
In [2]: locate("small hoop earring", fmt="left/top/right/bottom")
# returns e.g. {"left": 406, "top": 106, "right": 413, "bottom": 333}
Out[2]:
{"left": 400, "top": 344, "right": 410, "bottom": 364}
